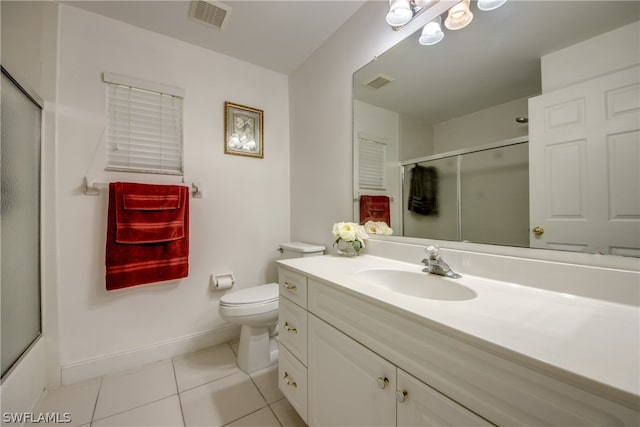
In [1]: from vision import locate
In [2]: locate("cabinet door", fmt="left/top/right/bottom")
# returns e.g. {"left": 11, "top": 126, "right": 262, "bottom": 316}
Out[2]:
{"left": 308, "top": 314, "right": 396, "bottom": 427}
{"left": 396, "top": 369, "right": 493, "bottom": 426}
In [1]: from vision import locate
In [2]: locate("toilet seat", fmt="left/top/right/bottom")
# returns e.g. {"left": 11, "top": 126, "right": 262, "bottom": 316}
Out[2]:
{"left": 219, "top": 283, "right": 279, "bottom": 317}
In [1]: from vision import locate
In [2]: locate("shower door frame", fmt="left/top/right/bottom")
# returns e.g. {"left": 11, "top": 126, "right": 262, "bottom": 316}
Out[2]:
{"left": 0, "top": 65, "right": 44, "bottom": 381}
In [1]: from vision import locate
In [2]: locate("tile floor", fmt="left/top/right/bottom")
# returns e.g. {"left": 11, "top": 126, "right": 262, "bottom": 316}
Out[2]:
{"left": 28, "top": 342, "right": 306, "bottom": 427}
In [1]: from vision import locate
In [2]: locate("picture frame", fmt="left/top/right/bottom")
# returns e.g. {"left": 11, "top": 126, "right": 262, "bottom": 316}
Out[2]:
{"left": 224, "top": 102, "right": 264, "bottom": 158}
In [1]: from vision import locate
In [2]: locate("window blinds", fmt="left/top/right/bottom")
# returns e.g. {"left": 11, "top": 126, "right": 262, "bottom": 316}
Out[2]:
{"left": 358, "top": 138, "right": 386, "bottom": 191}
{"left": 104, "top": 74, "right": 184, "bottom": 175}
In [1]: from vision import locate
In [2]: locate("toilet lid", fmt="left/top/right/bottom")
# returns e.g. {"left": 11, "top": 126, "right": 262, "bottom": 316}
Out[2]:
{"left": 220, "top": 283, "right": 279, "bottom": 306}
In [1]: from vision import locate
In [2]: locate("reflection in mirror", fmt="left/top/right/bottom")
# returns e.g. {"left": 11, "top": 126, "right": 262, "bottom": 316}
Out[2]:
{"left": 353, "top": 1, "right": 640, "bottom": 256}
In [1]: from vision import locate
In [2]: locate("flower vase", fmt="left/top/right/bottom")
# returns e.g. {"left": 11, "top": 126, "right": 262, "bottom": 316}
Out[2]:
{"left": 336, "top": 239, "right": 359, "bottom": 257}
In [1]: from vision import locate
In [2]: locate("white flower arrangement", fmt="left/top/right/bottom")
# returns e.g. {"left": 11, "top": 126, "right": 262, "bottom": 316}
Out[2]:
{"left": 332, "top": 221, "right": 393, "bottom": 255}
{"left": 363, "top": 220, "right": 393, "bottom": 236}
{"left": 332, "top": 222, "right": 369, "bottom": 254}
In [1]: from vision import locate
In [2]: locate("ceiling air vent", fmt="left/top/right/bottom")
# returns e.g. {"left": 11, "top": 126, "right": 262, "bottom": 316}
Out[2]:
{"left": 364, "top": 74, "right": 395, "bottom": 89}
{"left": 189, "top": 0, "right": 232, "bottom": 30}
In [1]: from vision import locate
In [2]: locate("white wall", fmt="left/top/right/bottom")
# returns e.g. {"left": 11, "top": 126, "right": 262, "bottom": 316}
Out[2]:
{"left": 541, "top": 21, "right": 640, "bottom": 93}
{"left": 433, "top": 97, "right": 530, "bottom": 153}
{"left": 289, "top": 0, "right": 457, "bottom": 251}
{"left": 353, "top": 100, "right": 401, "bottom": 233}
{"left": 399, "top": 113, "right": 433, "bottom": 161}
{"left": 54, "top": 4, "right": 290, "bottom": 383}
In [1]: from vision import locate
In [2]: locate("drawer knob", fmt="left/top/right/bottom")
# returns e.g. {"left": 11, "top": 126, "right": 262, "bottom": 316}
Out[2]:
{"left": 283, "top": 371, "right": 298, "bottom": 388}
{"left": 284, "top": 281, "right": 297, "bottom": 291}
{"left": 283, "top": 321, "right": 298, "bottom": 334}
{"left": 395, "top": 389, "right": 408, "bottom": 403}
{"left": 376, "top": 377, "right": 389, "bottom": 390}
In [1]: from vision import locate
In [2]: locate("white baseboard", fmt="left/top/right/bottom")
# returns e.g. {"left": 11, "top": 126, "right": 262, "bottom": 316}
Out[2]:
{"left": 60, "top": 325, "right": 240, "bottom": 386}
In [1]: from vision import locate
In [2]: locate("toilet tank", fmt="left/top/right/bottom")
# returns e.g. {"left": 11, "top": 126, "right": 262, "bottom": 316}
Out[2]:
{"left": 279, "top": 242, "right": 325, "bottom": 259}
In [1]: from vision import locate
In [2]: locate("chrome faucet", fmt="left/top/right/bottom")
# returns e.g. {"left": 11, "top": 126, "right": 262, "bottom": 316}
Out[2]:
{"left": 421, "top": 245, "right": 461, "bottom": 279}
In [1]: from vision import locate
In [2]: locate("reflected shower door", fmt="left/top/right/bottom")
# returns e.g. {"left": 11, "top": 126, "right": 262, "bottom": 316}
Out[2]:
{"left": 1, "top": 68, "right": 42, "bottom": 377}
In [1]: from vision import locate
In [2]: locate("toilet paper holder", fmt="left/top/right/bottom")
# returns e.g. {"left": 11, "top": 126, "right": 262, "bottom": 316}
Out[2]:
{"left": 211, "top": 273, "right": 235, "bottom": 291}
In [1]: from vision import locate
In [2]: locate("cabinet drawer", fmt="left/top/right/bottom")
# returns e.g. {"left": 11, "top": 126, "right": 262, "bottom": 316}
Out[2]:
{"left": 278, "top": 268, "right": 307, "bottom": 308}
{"left": 279, "top": 297, "right": 308, "bottom": 365}
{"left": 279, "top": 343, "right": 307, "bottom": 423}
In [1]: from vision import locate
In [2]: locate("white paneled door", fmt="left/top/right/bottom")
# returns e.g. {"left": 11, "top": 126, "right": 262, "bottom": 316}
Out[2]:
{"left": 528, "top": 66, "right": 640, "bottom": 256}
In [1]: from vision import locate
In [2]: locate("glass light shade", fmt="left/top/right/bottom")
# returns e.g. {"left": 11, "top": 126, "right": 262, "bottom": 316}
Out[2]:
{"left": 444, "top": 0, "right": 473, "bottom": 30}
{"left": 414, "top": 0, "right": 436, "bottom": 8}
{"left": 419, "top": 17, "right": 444, "bottom": 46}
{"left": 478, "top": 0, "right": 508, "bottom": 11}
{"left": 386, "top": 0, "right": 413, "bottom": 26}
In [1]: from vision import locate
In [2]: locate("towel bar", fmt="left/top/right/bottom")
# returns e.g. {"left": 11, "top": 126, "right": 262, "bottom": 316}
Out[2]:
{"left": 354, "top": 196, "right": 394, "bottom": 202}
{"left": 83, "top": 176, "right": 203, "bottom": 198}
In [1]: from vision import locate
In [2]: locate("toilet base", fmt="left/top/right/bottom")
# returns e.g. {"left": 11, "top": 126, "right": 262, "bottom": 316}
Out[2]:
{"left": 237, "top": 325, "right": 279, "bottom": 373}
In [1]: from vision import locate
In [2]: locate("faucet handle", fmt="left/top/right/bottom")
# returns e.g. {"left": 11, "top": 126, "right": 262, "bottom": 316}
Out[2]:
{"left": 425, "top": 244, "right": 440, "bottom": 260}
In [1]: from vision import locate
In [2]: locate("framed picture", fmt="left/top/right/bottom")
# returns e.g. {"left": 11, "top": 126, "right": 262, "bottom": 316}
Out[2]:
{"left": 224, "top": 102, "right": 264, "bottom": 158}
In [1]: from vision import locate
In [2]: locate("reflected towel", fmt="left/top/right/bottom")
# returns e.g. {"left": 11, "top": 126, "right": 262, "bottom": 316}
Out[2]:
{"left": 408, "top": 165, "right": 439, "bottom": 216}
{"left": 360, "top": 195, "right": 391, "bottom": 225}
{"left": 106, "top": 182, "right": 189, "bottom": 291}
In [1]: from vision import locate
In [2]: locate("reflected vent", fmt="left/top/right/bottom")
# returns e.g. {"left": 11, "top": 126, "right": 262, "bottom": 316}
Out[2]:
{"left": 364, "top": 74, "right": 395, "bottom": 89}
{"left": 189, "top": 0, "right": 232, "bottom": 30}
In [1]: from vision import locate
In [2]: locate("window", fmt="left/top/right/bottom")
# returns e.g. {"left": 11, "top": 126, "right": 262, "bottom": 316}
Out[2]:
{"left": 357, "top": 137, "right": 386, "bottom": 191}
{"left": 103, "top": 72, "right": 184, "bottom": 175}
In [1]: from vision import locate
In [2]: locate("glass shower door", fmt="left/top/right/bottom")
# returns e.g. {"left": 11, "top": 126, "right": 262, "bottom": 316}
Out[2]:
{"left": 1, "top": 68, "right": 42, "bottom": 378}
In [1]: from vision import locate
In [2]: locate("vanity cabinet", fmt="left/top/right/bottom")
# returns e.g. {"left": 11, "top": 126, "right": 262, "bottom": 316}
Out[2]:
{"left": 278, "top": 264, "right": 640, "bottom": 426}
{"left": 308, "top": 313, "right": 491, "bottom": 427}
{"left": 278, "top": 266, "right": 491, "bottom": 426}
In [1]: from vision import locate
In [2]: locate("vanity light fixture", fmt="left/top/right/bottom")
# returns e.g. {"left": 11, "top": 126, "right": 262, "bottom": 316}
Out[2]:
{"left": 477, "top": 0, "right": 508, "bottom": 11}
{"left": 419, "top": 16, "right": 444, "bottom": 46}
{"left": 444, "top": 0, "right": 473, "bottom": 30}
{"left": 386, "top": 0, "right": 509, "bottom": 47}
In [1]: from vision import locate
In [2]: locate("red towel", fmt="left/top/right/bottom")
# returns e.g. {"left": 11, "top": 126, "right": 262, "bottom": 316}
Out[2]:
{"left": 360, "top": 195, "right": 390, "bottom": 226}
{"left": 106, "top": 182, "right": 189, "bottom": 291}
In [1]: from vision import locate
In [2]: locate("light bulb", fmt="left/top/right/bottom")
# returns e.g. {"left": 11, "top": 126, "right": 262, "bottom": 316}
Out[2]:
{"left": 478, "top": 0, "right": 508, "bottom": 11}
{"left": 444, "top": 0, "right": 473, "bottom": 30}
{"left": 419, "top": 17, "right": 444, "bottom": 46}
{"left": 386, "top": 0, "right": 413, "bottom": 27}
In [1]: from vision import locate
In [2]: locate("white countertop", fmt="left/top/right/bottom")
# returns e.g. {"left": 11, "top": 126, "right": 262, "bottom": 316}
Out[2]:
{"left": 278, "top": 254, "right": 640, "bottom": 408}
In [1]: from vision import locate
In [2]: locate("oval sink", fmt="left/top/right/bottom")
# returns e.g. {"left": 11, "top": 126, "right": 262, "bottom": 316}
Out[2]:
{"left": 353, "top": 269, "right": 476, "bottom": 301}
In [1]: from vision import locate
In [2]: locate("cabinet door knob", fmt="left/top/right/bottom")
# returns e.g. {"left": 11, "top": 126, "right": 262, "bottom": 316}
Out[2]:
{"left": 376, "top": 377, "right": 389, "bottom": 390}
{"left": 283, "top": 321, "right": 298, "bottom": 334}
{"left": 532, "top": 226, "right": 544, "bottom": 236}
{"left": 284, "top": 282, "right": 297, "bottom": 291}
{"left": 395, "top": 389, "right": 408, "bottom": 403}
{"left": 283, "top": 371, "right": 297, "bottom": 388}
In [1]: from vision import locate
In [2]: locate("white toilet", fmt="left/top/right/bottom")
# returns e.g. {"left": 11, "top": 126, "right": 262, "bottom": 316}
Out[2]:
{"left": 218, "top": 242, "right": 325, "bottom": 373}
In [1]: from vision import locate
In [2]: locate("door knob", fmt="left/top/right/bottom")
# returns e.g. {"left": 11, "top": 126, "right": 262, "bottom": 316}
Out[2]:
{"left": 395, "top": 389, "right": 408, "bottom": 403}
{"left": 532, "top": 226, "right": 544, "bottom": 236}
{"left": 376, "top": 377, "right": 389, "bottom": 390}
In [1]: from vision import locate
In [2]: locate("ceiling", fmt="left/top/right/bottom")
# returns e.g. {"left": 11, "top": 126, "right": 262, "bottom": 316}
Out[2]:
{"left": 353, "top": 1, "right": 640, "bottom": 124}
{"left": 64, "top": 0, "right": 367, "bottom": 75}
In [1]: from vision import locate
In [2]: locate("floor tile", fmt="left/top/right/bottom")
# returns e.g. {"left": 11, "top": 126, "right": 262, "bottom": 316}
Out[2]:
{"left": 225, "top": 407, "right": 281, "bottom": 427}
{"left": 230, "top": 341, "right": 239, "bottom": 356}
{"left": 249, "top": 364, "right": 283, "bottom": 404}
{"left": 93, "top": 360, "right": 177, "bottom": 420}
{"left": 173, "top": 344, "right": 240, "bottom": 392}
{"left": 92, "top": 395, "right": 183, "bottom": 427}
{"left": 180, "top": 371, "right": 266, "bottom": 427}
{"left": 270, "top": 398, "right": 307, "bottom": 427}
{"left": 26, "top": 379, "right": 100, "bottom": 427}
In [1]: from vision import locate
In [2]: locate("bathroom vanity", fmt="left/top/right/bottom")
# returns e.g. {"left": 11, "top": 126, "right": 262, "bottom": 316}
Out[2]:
{"left": 276, "top": 254, "right": 639, "bottom": 426}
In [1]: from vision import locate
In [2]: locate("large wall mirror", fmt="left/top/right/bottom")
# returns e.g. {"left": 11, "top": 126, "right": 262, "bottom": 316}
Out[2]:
{"left": 353, "top": 0, "right": 639, "bottom": 257}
